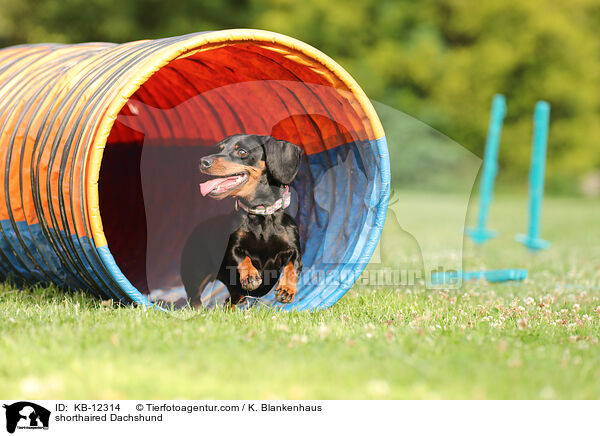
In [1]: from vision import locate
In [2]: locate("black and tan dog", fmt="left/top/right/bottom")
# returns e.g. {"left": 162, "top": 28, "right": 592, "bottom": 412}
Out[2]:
{"left": 181, "top": 134, "right": 303, "bottom": 307}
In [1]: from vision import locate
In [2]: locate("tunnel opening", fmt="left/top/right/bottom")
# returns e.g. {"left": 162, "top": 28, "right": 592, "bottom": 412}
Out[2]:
{"left": 98, "top": 39, "right": 379, "bottom": 307}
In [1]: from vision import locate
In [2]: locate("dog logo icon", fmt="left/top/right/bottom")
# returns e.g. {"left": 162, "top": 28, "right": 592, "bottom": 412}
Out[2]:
{"left": 2, "top": 402, "right": 50, "bottom": 433}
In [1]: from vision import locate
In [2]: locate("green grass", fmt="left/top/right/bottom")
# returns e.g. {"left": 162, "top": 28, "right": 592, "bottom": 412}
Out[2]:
{"left": 1, "top": 193, "right": 599, "bottom": 399}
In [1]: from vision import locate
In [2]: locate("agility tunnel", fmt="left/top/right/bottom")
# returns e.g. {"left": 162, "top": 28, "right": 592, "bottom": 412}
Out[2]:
{"left": 0, "top": 30, "right": 390, "bottom": 310}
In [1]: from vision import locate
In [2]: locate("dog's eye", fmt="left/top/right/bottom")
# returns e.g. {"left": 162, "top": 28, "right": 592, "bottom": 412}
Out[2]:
{"left": 236, "top": 149, "right": 248, "bottom": 158}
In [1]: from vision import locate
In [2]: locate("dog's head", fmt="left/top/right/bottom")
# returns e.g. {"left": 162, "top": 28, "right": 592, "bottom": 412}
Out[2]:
{"left": 198, "top": 134, "right": 303, "bottom": 201}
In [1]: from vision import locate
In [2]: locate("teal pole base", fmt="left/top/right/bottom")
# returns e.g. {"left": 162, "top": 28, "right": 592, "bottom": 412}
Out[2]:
{"left": 465, "top": 227, "right": 498, "bottom": 244}
{"left": 516, "top": 233, "right": 550, "bottom": 251}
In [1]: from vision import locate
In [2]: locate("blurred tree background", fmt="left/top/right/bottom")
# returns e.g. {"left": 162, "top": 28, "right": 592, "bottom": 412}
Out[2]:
{"left": 0, "top": 0, "right": 598, "bottom": 194}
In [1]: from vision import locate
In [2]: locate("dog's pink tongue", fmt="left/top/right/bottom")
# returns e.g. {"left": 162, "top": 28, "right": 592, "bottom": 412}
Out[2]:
{"left": 199, "top": 177, "right": 238, "bottom": 196}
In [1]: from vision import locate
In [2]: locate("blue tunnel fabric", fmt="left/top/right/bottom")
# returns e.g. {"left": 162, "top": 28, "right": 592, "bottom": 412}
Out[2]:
{"left": 234, "top": 137, "right": 389, "bottom": 310}
{"left": 0, "top": 135, "right": 390, "bottom": 310}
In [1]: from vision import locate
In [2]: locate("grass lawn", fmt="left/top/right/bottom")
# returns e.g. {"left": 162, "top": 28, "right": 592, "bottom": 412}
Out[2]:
{"left": 1, "top": 192, "right": 599, "bottom": 399}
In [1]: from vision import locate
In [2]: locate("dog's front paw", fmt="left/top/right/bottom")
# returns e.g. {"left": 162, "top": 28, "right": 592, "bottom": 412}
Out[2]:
{"left": 240, "top": 273, "right": 262, "bottom": 291}
{"left": 238, "top": 256, "right": 262, "bottom": 291}
{"left": 275, "top": 285, "right": 296, "bottom": 303}
{"left": 275, "top": 262, "right": 299, "bottom": 304}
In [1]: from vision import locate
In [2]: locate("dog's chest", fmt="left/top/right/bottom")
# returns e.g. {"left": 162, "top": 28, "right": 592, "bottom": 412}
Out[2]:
{"left": 237, "top": 225, "right": 291, "bottom": 270}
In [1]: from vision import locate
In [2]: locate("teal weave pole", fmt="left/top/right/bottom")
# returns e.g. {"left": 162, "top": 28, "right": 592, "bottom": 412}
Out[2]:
{"left": 517, "top": 101, "right": 551, "bottom": 252}
{"left": 466, "top": 94, "right": 506, "bottom": 244}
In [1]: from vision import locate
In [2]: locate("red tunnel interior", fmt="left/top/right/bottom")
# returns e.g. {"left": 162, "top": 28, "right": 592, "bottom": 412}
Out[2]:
{"left": 99, "top": 41, "right": 372, "bottom": 294}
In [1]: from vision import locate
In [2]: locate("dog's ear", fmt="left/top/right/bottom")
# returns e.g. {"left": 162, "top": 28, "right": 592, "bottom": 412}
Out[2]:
{"left": 262, "top": 137, "right": 303, "bottom": 185}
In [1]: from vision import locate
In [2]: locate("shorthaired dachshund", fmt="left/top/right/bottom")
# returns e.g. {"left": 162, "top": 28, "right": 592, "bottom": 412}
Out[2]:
{"left": 180, "top": 134, "right": 303, "bottom": 308}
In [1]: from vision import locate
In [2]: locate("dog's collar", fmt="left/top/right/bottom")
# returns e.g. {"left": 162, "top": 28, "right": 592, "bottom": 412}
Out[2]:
{"left": 235, "top": 185, "right": 290, "bottom": 215}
